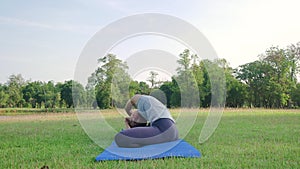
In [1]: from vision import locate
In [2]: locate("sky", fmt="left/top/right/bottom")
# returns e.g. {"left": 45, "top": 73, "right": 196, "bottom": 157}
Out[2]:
{"left": 1, "top": 0, "right": 300, "bottom": 84}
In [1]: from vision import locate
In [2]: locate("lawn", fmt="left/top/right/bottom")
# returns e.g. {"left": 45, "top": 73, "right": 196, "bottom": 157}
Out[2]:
{"left": 0, "top": 109, "right": 299, "bottom": 168}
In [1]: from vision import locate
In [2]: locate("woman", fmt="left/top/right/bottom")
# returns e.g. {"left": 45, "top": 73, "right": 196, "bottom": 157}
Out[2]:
{"left": 114, "top": 94, "right": 179, "bottom": 148}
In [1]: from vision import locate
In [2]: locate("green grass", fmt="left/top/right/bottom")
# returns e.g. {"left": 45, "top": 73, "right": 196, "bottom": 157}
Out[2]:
{"left": 0, "top": 109, "right": 299, "bottom": 168}
{"left": 0, "top": 108, "right": 75, "bottom": 115}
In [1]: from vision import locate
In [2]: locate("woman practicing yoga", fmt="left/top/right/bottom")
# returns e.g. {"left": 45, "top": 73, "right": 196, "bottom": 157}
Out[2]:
{"left": 114, "top": 94, "right": 179, "bottom": 148}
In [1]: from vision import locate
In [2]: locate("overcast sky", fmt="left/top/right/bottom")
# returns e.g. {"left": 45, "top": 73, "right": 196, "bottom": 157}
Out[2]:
{"left": 1, "top": 0, "right": 299, "bottom": 83}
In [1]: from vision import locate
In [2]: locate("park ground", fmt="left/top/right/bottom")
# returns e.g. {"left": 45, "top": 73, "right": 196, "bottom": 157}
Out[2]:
{"left": 0, "top": 109, "right": 299, "bottom": 168}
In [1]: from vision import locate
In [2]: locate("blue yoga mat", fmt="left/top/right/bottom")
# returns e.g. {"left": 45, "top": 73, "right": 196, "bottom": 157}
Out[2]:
{"left": 95, "top": 139, "right": 201, "bottom": 161}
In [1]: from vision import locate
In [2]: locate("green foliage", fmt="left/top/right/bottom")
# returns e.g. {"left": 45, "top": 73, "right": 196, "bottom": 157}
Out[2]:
{"left": 0, "top": 77, "right": 85, "bottom": 109}
{"left": 72, "top": 81, "right": 86, "bottom": 108}
{"left": 225, "top": 72, "right": 247, "bottom": 107}
{"left": 56, "top": 80, "right": 85, "bottom": 108}
{"left": 128, "top": 81, "right": 139, "bottom": 97}
{"left": 291, "top": 83, "right": 300, "bottom": 107}
{"left": 138, "top": 81, "right": 151, "bottom": 94}
{"left": 159, "top": 54, "right": 226, "bottom": 108}
{"left": 88, "top": 54, "right": 132, "bottom": 109}
{"left": 203, "top": 59, "right": 226, "bottom": 107}
{"left": 6, "top": 74, "right": 25, "bottom": 107}
{"left": 129, "top": 81, "right": 150, "bottom": 97}
{"left": 0, "top": 84, "right": 9, "bottom": 108}
{"left": 159, "top": 81, "right": 174, "bottom": 108}
{"left": 175, "top": 49, "right": 200, "bottom": 107}
{"left": 236, "top": 43, "right": 300, "bottom": 108}
{"left": 22, "top": 81, "right": 43, "bottom": 108}
{"left": 199, "top": 60, "right": 211, "bottom": 107}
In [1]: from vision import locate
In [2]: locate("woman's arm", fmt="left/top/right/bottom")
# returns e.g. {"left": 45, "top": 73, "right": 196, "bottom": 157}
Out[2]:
{"left": 125, "top": 99, "right": 134, "bottom": 116}
{"left": 124, "top": 117, "right": 131, "bottom": 129}
{"left": 124, "top": 94, "right": 141, "bottom": 116}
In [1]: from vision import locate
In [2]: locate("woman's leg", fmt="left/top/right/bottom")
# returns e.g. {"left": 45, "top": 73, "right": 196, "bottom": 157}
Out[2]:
{"left": 115, "top": 126, "right": 160, "bottom": 148}
{"left": 115, "top": 119, "right": 178, "bottom": 148}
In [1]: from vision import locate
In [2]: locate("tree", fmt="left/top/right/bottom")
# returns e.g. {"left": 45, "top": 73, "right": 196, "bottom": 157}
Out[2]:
{"left": 176, "top": 49, "right": 191, "bottom": 72}
{"left": 226, "top": 68, "right": 247, "bottom": 107}
{"left": 6, "top": 74, "right": 25, "bottom": 107}
{"left": 22, "top": 81, "right": 43, "bottom": 108}
{"left": 159, "top": 81, "right": 174, "bottom": 108}
{"left": 261, "top": 46, "right": 292, "bottom": 108}
{"left": 128, "top": 81, "right": 140, "bottom": 97}
{"left": 197, "top": 59, "right": 227, "bottom": 108}
{"left": 55, "top": 80, "right": 85, "bottom": 108}
{"left": 0, "top": 84, "right": 9, "bottom": 108}
{"left": 56, "top": 81, "right": 73, "bottom": 108}
{"left": 203, "top": 59, "right": 226, "bottom": 107}
{"left": 235, "top": 43, "right": 300, "bottom": 108}
{"left": 41, "top": 81, "right": 62, "bottom": 109}
{"left": 191, "top": 54, "right": 205, "bottom": 107}
{"left": 291, "top": 83, "right": 300, "bottom": 107}
{"left": 128, "top": 81, "right": 151, "bottom": 97}
{"left": 88, "top": 54, "right": 132, "bottom": 109}
{"left": 147, "top": 71, "right": 159, "bottom": 88}
{"left": 95, "top": 82, "right": 110, "bottom": 109}
{"left": 174, "top": 49, "right": 199, "bottom": 107}
{"left": 199, "top": 60, "right": 211, "bottom": 108}
{"left": 286, "top": 42, "right": 300, "bottom": 83}
{"left": 286, "top": 42, "right": 300, "bottom": 107}
{"left": 72, "top": 81, "right": 86, "bottom": 108}
{"left": 236, "top": 61, "right": 270, "bottom": 107}
{"left": 138, "top": 82, "right": 150, "bottom": 94}
{"left": 85, "top": 86, "right": 96, "bottom": 109}
{"left": 111, "top": 64, "right": 131, "bottom": 108}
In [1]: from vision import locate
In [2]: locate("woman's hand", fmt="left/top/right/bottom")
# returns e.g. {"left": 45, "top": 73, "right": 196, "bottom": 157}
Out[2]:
{"left": 124, "top": 117, "right": 131, "bottom": 129}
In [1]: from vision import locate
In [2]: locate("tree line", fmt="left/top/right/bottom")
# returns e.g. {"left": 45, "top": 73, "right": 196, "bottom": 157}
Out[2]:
{"left": 0, "top": 42, "right": 299, "bottom": 109}
{"left": 0, "top": 75, "right": 84, "bottom": 109}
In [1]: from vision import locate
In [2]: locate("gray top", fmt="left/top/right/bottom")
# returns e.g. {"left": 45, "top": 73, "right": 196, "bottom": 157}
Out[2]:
{"left": 136, "top": 95, "right": 175, "bottom": 124}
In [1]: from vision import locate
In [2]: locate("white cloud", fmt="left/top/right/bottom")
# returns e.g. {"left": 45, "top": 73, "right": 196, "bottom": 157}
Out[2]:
{"left": 0, "top": 16, "right": 99, "bottom": 35}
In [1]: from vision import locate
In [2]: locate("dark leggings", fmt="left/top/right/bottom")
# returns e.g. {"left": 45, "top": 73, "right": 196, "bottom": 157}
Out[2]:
{"left": 115, "top": 118, "right": 179, "bottom": 148}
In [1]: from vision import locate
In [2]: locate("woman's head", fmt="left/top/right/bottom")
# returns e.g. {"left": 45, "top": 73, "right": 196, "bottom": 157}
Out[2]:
{"left": 130, "top": 110, "right": 147, "bottom": 123}
{"left": 126, "top": 110, "right": 148, "bottom": 128}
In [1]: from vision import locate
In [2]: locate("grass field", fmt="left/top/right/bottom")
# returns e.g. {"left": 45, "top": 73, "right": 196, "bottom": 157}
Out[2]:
{"left": 0, "top": 109, "right": 299, "bottom": 168}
